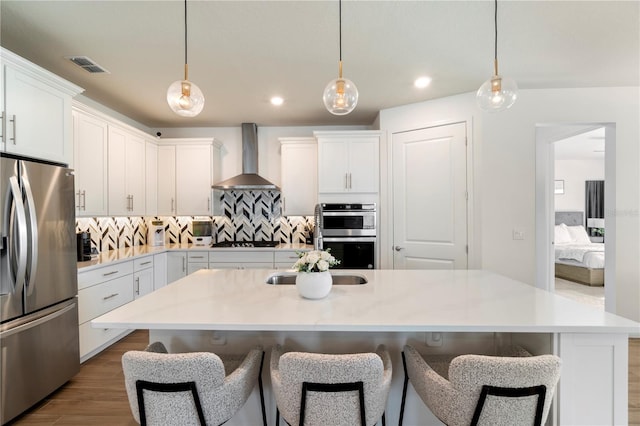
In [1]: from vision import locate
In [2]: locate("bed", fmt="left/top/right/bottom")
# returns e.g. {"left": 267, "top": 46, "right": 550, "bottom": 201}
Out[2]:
{"left": 554, "top": 211, "right": 604, "bottom": 286}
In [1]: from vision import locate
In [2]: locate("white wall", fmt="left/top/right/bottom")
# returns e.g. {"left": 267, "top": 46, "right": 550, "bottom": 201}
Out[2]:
{"left": 380, "top": 86, "right": 640, "bottom": 322}
{"left": 555, "top": 158, "right": 605, "bottom": 212}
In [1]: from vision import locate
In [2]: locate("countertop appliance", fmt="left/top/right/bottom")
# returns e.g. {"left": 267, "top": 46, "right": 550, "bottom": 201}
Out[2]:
{"left": 147, "top": 220, "right": 165, "bottom": 247}
{"left": 76, "top": 232, "right": 91, "bottom": 261}
{"left": 1, "top": 153, "right": 80, "bottom": 424}
{"left": 192, "top": 219, "right": 212, "bottom": 246}
{"left": 319, "top": 203, "right": 377, "bottom": 269}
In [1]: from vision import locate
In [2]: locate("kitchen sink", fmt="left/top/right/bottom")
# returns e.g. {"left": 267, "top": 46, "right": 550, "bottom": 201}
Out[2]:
{"left": 265, "top": 273, "right": 367, "bottom": 285}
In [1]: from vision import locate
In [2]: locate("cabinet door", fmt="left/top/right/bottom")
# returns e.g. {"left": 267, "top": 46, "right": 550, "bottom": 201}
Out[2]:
{"left": 107, "top": 126, "right": 128, "bottom": 215}
{"left": 145, "top": 142, "right": 158, "bottom": 216}
{"left": 153, "top": 253, "right": 168, "bottom": 290}
{"left": 134, "top": 268, "right": 154, "bottom": 299}
{"left": 348, "top": 138, "right": 379, "bottom": 193}
{"left": 317, "top": 138, "right": 349, "bottom": 193}
{"left": 166, "top": 252, "right": 187, "bottom": 284}
{"left": 157, "top": 145, "right": 176, "bottom": 215}
{"left": 281, "top": 139, "right": 317, "bottom": 215}
{"left": 73, "top": 110, "right": 108, "bottom": 217}
{"left": 125, "top": 134, "right": 146, "bottom": 215}
{"left": 3, "top": 66, "right": 72, "bottom": 164}
{"left": 176, "top": 144, "right": 212, "bottom": 215}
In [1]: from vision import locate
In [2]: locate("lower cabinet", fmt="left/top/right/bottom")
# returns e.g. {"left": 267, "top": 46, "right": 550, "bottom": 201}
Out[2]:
{"left": 77, "top": 261, "right": 134, "bottom": 362}
{"left": 209, "top": 251, "right": 274, "bottom": 269}
{"left": 133, "top": 256, "right": 154, "bottom": 299}
{"left": 166, "top": 252, "right": 187, "bottom": 284}
{"left": 274, "top": 251, "right": 303, "bottom": 269}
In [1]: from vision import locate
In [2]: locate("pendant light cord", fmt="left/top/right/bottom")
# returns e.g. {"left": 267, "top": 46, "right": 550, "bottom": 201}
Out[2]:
{"left": 184, "top": 0, "right": 188, "bottom": 66}
{"left": 338, "top": 0, "right": 342, "bottom": 62}
{"left": 493, "top": 0, "right": 498, "bottom": 76}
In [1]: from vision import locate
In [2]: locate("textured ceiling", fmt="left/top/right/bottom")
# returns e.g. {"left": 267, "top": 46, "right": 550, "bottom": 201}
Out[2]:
{"left": 1, "top": 1, "right": 638, "bottom": 128}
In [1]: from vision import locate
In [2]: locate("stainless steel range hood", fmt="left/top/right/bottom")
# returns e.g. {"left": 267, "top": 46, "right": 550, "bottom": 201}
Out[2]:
{"left": 212, "top": 123, "right": 280, "bottom": 191}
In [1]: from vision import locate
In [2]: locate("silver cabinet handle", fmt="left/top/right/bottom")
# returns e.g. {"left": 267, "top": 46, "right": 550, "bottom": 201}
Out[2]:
{"left": 76, "top": 191, "right": 82, "bottom": 210}
{"left": 1, "top": 112, "right": 5, "bottom": 142}
{"left": 82, "top": 190, "right": 86, "bottom": 211}
{"left": 102, "top": 293, "right": 119, "bottom": 300}
{"left": 207, "top": 197, "right": 210, "bottom": 211}
{"left": 9, "top": 115, "right": 16, "bottom": 144}
{"left": 130, "top": 195, "right": 134, "bottom": 211}
{"left": 191, "top": 256, "right": 205, "bottom": 259}
{"left": 171, "top": 198, "right": 175, "bottom": 213}
{"left": 348, "top": 173, "right": 352, "bottom": 189}
{"left": 135, "top": 277, "right": 140, "bottom": 295}
{"left": 394, "top": 246, "right": 404, "bottom": 252}
{"left": 140, "top": 261, "right": 152, "bottom": 266}
{"left": 103, "top": 270, "right": 119, "bottom": 277}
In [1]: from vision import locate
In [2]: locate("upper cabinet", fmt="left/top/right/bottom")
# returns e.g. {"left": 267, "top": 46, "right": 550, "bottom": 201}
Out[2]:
{"left": 108, "top": 125, "right": 146, "bottom": 216}
{"left": 314, "top": 131, "right": 380, "bottom": 194}
{"left": 145, "top": 141, "right": 158, "bottom": 216}
{"left": 279, "top": 137, "right": 317, "bottom": 216}
{"left": 1, "top": 48, "right": 83, "bottom": 165}
{"left": 73, "top": 108, "right": 108, "bottom": 217}
{"left": 157, "top": 139, "right": 222, "bottom": 216}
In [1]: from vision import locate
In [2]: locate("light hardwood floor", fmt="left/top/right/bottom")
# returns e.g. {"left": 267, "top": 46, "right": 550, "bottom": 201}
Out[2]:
{"left": 10, "top": 331, "right": 640, "bottom": 425}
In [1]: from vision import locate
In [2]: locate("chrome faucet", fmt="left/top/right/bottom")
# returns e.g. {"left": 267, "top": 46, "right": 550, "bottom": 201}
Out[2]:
{"left": 313, "top": 203, "right": 323, "bottom": 250}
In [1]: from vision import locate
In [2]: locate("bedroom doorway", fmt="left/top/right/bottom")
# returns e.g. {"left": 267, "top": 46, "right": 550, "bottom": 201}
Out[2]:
{"left": 535, "top": 123, "right": 616, "bottom": 313}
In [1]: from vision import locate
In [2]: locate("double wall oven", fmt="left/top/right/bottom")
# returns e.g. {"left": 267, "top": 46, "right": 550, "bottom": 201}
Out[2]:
{"left": 319, "top": 203, "right": 376, "bottom": 269}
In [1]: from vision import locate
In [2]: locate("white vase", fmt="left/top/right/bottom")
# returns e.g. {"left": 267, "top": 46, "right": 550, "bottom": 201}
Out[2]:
{"left": 295, "top": 271, "right": 332, "bottom": 299}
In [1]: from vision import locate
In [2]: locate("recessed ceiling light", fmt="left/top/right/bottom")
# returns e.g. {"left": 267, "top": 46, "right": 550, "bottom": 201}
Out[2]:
{"left": 270, "top": 96, "right": 284, "bottom": 106}
{"left": 414, "top": 76, "right": 432, "bottom": 89}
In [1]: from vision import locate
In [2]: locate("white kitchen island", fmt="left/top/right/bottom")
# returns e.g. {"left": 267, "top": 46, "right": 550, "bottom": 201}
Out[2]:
{"left": 93, "top": 269, "right": 639, "bottom": 425}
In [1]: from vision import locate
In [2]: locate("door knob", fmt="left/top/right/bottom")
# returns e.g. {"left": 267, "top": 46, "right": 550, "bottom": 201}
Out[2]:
{"left": 394, "top": 246, "right": 404, "bottom": 252}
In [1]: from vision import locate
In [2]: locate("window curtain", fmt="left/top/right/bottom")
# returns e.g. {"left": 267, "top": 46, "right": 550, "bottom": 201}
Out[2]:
{"left": 585, "top": 180, "right": 604, "bottom": 235}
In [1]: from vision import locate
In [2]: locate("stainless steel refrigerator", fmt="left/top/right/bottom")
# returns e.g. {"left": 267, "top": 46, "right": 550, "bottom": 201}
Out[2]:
{"left": 1, "top": 153, "right": 79, "bottom": 424}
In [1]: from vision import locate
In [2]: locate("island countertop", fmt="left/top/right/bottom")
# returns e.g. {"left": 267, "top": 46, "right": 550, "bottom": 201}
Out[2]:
{"left": 92, "top": 268, "right": 640, "bottom": 334}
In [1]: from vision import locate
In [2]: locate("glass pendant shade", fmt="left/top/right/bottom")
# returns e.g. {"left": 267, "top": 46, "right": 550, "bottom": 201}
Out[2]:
{"left": 323, "top": 77, "right": 358, "bottom": 115}
{"left": 167, "top": 79, "right": 205, "bottom": 117}
{"left": 476, "top": 74, "right": 518, "bottom": 112}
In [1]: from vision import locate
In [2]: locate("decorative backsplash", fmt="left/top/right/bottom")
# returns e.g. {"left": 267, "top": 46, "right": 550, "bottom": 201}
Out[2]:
{"left": 75, "top": 191, "right": 313, "bottom": 252}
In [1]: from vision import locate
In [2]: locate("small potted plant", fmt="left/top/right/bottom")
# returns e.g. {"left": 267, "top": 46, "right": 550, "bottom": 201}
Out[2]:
{"left": 292, "top": 249, "right": 340, "bottom": 299}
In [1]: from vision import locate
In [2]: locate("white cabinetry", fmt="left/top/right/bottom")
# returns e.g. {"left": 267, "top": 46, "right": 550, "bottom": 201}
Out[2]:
{"left": 157, "top": 139, "right": 221, "bottom": 216}
{"left": 1, "top": 48, "right": 83, "bottom": 164}
{"left": 108, "top": 125, "right": 146, "bottom": 215}
{"left": 153, "top": 253, "right": 168, "bottom": 290}
{"left": 315, "top": 131, "right": 380, "bottom": 194}
{"left": 209, "top": 251, "right": 274, "bottom": 269}
{"left": 279, "top": 138, "right": 317, "bottom": 215}
{"left": 145, "top": 141, "right": 158, "bottom": 216}
{"left": 133, "top": 256, "right": 154, "bottom": 299}
{"left": 77, "top": 261, "right": 134, "bottom": 361}
{"left": 166, "top": 251, "right": 187, "bottom": 284}
{"left": 187, "top": 251, "right": 209, "bottom": 274}
{"left": 72, "top": 107, "right": 108, "bottom": 216}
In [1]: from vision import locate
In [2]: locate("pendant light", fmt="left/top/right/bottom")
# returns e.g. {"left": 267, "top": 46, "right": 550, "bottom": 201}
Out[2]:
{"left": 167, "top": 0, "right": 204, "bottom": 117}
{"left": 323, "top": 0, "right": 358, "bottom": 115}
{"left": 476, "top": 0, "right": 518, "bottom": 112}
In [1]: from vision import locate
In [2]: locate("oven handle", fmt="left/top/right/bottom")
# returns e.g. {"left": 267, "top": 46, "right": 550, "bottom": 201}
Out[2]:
{"left": 322, "top": 237, "right": 377, "bottom": 243}
{"left": 322, "top": 211, "right": 375, "bottom": 217}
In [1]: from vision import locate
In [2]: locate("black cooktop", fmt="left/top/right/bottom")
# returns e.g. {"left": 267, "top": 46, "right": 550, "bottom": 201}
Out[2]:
{"left": 210, "top": 241, "right": 279, "bottom": 248}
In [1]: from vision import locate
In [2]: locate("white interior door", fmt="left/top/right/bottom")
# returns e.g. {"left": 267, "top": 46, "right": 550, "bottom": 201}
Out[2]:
{"left": 392, "top": 122, "right": 467, "bottom": 269}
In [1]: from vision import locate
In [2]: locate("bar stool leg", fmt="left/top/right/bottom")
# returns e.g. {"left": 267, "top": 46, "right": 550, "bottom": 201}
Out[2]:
{"left": 399, "top": 351, "right": 409, "bottom": 426}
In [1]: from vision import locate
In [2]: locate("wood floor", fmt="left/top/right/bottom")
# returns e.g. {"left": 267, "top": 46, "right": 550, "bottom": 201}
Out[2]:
{"left": 10, "top": 332, "right": 640, "bottom": 425}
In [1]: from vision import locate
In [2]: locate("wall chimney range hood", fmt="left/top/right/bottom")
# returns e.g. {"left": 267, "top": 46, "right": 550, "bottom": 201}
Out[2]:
{"left": 212, "top": 123, "right": 280, "bottom": 191}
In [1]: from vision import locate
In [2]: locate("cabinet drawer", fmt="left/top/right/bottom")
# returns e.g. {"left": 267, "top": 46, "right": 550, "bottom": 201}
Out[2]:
{"left": 79, "top": 321, "right": 128, "bottom": 360}
{"left": 134, "top": 256, "right": 154, "bottom": 271}
{"left": 188, "top": 251, "right": 209, "bottom": 262}
{"left": 78, "top": 275, "right": 134, "bottom": 323}
{"left": 78, "top": 261, "right": 134, "bottom": 290}
{"left": 274, "top": 251, "right": 303, "bottom": 264}
{"left": 209, "top": 262, "right": 274, "bottom": 270}
{"left": 209, "top": 251, "right": 274, "bottom": 263}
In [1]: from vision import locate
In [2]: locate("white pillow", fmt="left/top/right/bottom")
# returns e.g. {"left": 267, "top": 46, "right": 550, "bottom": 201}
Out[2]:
{"left": 566, "top": 225, "right": 591, "bottom": 244}
{"left": 554, "top": 224, "right": 573, "bottom": 244}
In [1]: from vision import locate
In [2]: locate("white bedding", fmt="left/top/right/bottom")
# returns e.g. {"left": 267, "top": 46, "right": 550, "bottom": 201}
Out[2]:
{"left": 555, "top": 243, "right": 605, "bottom": 269}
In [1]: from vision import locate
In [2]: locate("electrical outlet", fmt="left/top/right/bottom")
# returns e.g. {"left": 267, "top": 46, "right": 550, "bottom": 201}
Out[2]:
{"left": 210, "top": 331, "right": 226, "bottom": 345}
{"left": 426, "top": 332, "right": 443, "bottom": 347}
{"left": 512, "top": 229, "right": 525, "bottom": 240}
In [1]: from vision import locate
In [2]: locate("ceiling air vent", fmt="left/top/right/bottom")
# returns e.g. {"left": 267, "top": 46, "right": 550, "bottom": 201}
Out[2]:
{"left": 65, "top": 56, "right": 109, "bottom": 74}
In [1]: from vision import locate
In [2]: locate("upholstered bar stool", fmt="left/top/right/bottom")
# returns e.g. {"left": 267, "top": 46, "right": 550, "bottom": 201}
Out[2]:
{"left": 122, "top": 342, "right": 266, "bottom": 426}
{"left": 400, "top": 344, "right": 561, "bottom": 426}
{"left": 270, "top": 344, "right": 392, "bottom": 426}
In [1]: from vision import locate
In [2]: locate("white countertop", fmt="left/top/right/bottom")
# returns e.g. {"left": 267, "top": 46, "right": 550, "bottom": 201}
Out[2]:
{"left": 77, "top": 243, "right": 312, "bottom": 271}
{"left": 92, "top": 269, "right": 640, "bottom": 334}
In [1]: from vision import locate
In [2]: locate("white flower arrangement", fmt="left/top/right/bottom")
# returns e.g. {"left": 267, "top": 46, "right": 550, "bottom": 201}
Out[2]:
{"left": 292, "top": 249, "right": 340, "bottom": 273}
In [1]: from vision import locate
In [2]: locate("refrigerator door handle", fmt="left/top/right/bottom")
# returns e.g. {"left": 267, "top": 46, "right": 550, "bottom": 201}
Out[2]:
{"left": 4, "top": 175, "right": 28, "bottom": 295}
{"left": 20, "top": 165, "right": 39, "bottom": 295}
